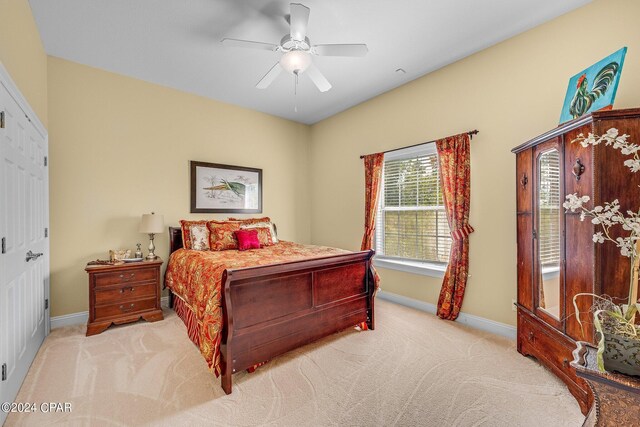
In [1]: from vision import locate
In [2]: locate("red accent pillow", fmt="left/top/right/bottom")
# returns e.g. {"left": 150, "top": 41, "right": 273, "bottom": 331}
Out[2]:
{"left": 235, "top": 229, "right": 261, "bottom": 251}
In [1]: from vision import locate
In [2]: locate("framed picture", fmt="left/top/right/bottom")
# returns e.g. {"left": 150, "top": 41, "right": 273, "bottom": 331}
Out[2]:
{"left": 559, "top": 47, "right": 627, "bottom": 124}
{"left": 190, "top": 161, "right": 262, "bottom": 214}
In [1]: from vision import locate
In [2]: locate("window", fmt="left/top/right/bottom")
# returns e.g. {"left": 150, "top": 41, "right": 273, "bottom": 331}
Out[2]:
{"left": 374, "top": 143, "right": 451, "bottom": 276}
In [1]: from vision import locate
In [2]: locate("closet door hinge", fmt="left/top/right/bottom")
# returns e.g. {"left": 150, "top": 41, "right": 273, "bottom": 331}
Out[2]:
{"left": 1, "top": 363, "right": 6, "bottom": 381}
{"left": 1, "top": 237, "right": 5, "bottom": 254}
{"left": 0, "top": 111, "right": 5, "bottom": 129}
{"left": 45, "top": 228, "right": 48, "bottom": 238}
{"left": 44, "top": 156, "right": 47, "bottom": 166}
{"left": 45, "top": 299, "right": 49, "bottom": 310}
{"left": 532, "top": 229, "right": 537, "bottom": 240}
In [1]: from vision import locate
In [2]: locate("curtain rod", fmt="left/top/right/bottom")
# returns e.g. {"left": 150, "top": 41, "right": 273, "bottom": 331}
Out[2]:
{"left": 359, "top": 130, "right": 479, "bottom": 159}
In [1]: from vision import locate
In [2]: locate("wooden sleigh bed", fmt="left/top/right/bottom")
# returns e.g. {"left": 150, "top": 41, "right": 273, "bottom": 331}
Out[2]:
{"left": 164, "top": 227, "right": 376, "bottom": 394}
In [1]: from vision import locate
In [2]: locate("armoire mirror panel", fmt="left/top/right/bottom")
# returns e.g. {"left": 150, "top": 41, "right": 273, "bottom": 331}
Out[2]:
{"left": 537, "top": 148, "right": 561, "bottom": 321}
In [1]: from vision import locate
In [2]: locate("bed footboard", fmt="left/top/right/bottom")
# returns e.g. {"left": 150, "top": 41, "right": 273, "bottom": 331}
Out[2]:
{"left": 219, "top": 250, "right": 376, "bottom": 394}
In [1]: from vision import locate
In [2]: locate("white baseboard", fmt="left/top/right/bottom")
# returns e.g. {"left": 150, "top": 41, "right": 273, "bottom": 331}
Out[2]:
{"left": 50, "top": 296, "right": 171, "bottom": 330}
{"left": 50, "top": 311, "right": 89, "bottom": 329}
{"left": 377, "top": 291, "right": 517, "bottom": 340}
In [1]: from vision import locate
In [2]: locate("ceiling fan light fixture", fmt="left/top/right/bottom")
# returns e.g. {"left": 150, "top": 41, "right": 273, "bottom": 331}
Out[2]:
{"left": 280, "top": 50, "right": 311, "bottom": 74}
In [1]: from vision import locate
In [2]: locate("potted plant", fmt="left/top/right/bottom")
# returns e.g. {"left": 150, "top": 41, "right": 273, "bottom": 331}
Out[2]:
{"left": 563, "top": 128, "right": 640, "bottom": 376}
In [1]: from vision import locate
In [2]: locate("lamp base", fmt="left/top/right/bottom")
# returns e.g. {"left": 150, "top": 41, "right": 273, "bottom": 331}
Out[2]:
{"left": 146, "top": 233, "right": 157, "bottom": 260}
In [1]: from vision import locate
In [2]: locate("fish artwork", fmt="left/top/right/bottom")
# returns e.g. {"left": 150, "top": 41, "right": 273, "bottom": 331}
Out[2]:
{"left": 204, "top": 178, "right": 247, "bottom": 201}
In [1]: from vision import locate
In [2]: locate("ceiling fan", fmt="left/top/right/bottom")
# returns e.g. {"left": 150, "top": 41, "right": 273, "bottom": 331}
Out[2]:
{"left": 221, "top": 3, "right": 368, "bottom": 93}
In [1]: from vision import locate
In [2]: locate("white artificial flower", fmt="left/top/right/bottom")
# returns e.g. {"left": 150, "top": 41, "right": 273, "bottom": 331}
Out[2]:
{"left": 593, "top": 232, "right": 605, "bottom": 244}
{"left": 624, "top": 159, "right": 640, "bottom": 173}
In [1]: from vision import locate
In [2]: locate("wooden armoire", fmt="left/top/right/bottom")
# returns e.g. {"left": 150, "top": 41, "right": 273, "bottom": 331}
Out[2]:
{"left": 512, "top": 108, "right": 640, "bottom": 415}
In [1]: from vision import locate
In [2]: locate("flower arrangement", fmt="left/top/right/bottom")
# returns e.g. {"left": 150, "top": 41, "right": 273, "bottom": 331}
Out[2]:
{"left": 563, "top": 128, "right": 640, "bottom": 374}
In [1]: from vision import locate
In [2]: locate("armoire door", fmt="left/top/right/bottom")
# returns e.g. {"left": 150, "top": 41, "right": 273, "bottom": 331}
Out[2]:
{"left": 0, "top": 77, "right": 49, "bottom": 424}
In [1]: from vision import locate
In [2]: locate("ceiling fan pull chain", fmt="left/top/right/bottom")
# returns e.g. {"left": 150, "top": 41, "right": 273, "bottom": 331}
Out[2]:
{"left": 294, "top": 72, "right": 298, "bottom": 112}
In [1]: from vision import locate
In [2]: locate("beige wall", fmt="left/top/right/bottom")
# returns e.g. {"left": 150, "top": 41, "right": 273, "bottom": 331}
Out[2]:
{"left": 48, "top": 57, "right": 310, "bottom": 317}
{"left": 0, "top": 0, "right": 48, "bottom": 125}
{"left": 0, "top": 0, "right": 47, "bottom": 126}
{"left": 308, "top": 0, "right": 640, "bottom": 326}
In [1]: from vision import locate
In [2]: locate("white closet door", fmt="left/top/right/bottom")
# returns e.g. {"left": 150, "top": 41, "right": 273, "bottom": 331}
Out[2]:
{"left": 0, "top": 78, "right": 48, "bottom": 424}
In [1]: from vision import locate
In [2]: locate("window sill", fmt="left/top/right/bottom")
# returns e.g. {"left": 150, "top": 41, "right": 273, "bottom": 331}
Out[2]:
{"left": 373, "top": 257, "right": 447, "bottom": 278}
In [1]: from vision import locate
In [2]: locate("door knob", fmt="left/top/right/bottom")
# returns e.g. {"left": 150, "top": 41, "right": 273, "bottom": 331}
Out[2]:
{"left": 26, "top": 250, "right": 43, "bottom": 262}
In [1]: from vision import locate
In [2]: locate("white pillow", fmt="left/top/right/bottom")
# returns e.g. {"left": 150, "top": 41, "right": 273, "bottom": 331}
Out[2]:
{"left": 190, "top": 224, "right": 210, "bottom": 251}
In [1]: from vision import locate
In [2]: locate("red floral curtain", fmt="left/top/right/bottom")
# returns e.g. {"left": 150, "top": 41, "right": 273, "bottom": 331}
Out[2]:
{"left": 435, "top": 133, "right": 474, "bottom": 320}
{"left": 361, "top": 153, "right": 385, "bottom": 251}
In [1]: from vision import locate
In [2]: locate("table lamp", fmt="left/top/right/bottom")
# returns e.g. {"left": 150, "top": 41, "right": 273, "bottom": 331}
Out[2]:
{"left": 139, "top": 212, "right": 164, "bottom": 260}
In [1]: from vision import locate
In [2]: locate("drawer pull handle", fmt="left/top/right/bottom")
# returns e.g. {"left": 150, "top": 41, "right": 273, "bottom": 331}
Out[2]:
{"left": 119, "top": 303, "right": 135, "bottom": 312}
{"left": 563, "top": 358, "right": 569, "bottom": 368}
{"left": 119, "top": 273, "right": 135, "bottom": 281}
{"left": 528, "top": 331, "right": 534, "bottom": 341}
{"left": 119, "top": 287, "right": 135, "bottom": 294}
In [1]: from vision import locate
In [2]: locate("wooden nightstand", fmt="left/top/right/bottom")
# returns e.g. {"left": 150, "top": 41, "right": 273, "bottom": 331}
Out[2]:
{"left": 86, "top": 258, "right": 164, "bottom": 336}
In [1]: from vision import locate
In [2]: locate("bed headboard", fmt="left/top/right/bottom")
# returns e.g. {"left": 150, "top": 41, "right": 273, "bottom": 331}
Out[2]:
{"left": 168, "top": 227, "right": 183, "bottom": 255}
{"left": 168, "top": 223, "right": 278, "bottom": 256}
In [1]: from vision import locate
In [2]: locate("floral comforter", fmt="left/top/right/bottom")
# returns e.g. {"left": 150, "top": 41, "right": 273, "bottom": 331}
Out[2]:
{"left": 164, "top": 241, "right": 349, "bottom": 375}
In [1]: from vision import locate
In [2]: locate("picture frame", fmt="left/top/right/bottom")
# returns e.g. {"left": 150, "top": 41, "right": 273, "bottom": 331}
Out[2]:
{"left": 559, "top": 47, "right": 627, "bottom": 124}
{"left": 190, "top": 161, "right": 262, "bottom": 214}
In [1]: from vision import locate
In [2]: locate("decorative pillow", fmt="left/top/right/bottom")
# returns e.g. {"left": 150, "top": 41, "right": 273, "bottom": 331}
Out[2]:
{"left": 234, "top": 229, "right": 261, "bottom": 251}
{"left": 189, "top": 224, "right": 210, "bottom": 251}
{"left": 253, "top": 226, "right": 274, "bottom": 247}
{"left": 180, "top": 220, "right": 209, "bottom": 250}
{"left": 228, "top": 216, "right": 271, "bottom": 225}
{"left": 229, "top": 217, "right": 279, "bottom": 244}
{"left": 207, "top": 221, "right": 241, "bottom": 251}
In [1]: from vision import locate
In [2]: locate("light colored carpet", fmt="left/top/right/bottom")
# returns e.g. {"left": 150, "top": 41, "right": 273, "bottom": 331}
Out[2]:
{"left": 5, "top": 300, "right": 584, "bottom": 427}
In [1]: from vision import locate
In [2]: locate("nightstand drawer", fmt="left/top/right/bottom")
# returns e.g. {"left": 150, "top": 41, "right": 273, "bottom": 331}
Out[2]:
{"left": 95, "top": 297, "right": 157, "bottom": 319}
{"left": 93, "top": 267, "right": 157, "bottom": 287}
{"left": 95, "top": 283, "right": 157, "bottom": 305}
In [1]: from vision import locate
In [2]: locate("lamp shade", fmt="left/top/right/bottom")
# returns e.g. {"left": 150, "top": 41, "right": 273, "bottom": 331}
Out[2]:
{"left": 139, "top": 213, "right": 164, "bottom": 234}
{"left": 280, "top": 50, "right": 311, "bottom": 74}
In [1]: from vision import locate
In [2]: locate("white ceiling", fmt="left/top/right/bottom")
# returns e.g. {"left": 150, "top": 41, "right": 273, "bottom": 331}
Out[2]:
{"left": 29, "top": 0, "right": 591, "bottom": 124}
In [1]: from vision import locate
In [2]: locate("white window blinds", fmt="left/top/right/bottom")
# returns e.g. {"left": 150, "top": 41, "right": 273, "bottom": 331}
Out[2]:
{"left": 375, "top": 144, "right": 451, "bottom": 263}
{"left": 538, "top": 150, "right": 561, "bottom": 267}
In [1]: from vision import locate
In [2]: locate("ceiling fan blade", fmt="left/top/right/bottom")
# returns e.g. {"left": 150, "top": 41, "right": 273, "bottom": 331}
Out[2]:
{"left": 221, "top": 38, "right": 278, "bottom": 51}
{"left": 256, "top": 62, "right": 283, "bottom": 89}
{"left": 306, "top": 63, "right": 332, "bottom": 92}
{"left": 313, "top": 44, "right": 369, "bottom": 57}
{"left": 289, "top": 3, "right": 310, "bottom": 41}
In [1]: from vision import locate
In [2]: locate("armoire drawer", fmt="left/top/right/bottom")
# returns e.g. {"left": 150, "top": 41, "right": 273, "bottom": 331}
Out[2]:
{"left": 517, "top": 310, "right": 590, "bottom": 405}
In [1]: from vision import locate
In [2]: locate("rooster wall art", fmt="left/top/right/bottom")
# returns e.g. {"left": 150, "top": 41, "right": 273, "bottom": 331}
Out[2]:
{"left": 559, "top": 47, "right": 627, "bottom": 124}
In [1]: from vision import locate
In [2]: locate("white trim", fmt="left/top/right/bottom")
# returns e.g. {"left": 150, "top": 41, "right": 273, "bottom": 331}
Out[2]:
{"left": 377, "top": 291, "right": 516, "bottom": 340}
{"left": 51, "top": 311, "right": 88, "bottom": 329}
{"left": 51, "top": 296, "right": 170, "bottom": 330}
{"left": 374, "top": 257, "right": 446, "bottom": 278}
{"left": 0, "top": 60, "right": 47, "bottom": 138}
